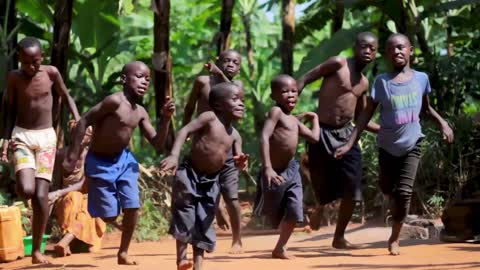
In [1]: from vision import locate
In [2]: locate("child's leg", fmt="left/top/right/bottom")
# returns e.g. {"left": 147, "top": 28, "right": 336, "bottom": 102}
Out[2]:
{"left": 272, "top": 220, "right": 296, "bottom": 259}
{"left": 332, "top": 197, "right": 359, "bottom": 249}
{"left": 31, "top": 178, "right": 50, "bottom": 264}
{"left": 193, "top": 246, "right": 205, "bottom": 270}
{"left": 54, "top": 233, "right": 75, "bottom": 257}
{"left": 176, "top": 241, "right": 192, "bottom": 270}
{"left": 117, "top": 208, "right": 139, "bottom": 265}
{"left": 225, "top": 198, "right": 243, "bottom": 253}
{"left": 15, "top": 169, "right": 36, "bottom": 199}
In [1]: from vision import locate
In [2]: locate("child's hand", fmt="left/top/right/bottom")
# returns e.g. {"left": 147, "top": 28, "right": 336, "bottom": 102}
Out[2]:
{"left": 1, "top": 140, "right": 9, "bottom": 163}
{"left": 160, "top": 155, "right": 178, "bottom": 174}
{"left": 334, "top": 142, "right": 353, "bottom": 159}
{"left": 264, "top": 167, "right": 284, "bottom": 187}
{"left": 48, "top": 191, "right": 61, "bottom": 205}
{"left": 162, "top": 96, "right": 176, "bottom": 118}
{"left": 297, "top": 112, "right": 318, "bottom": 122}
{"left": 441, "top": 123, "right": 454, "bottom": 143}
{"left": 204, "top": 61, "right": 223, "bottom": 75}
{"left": 233, "top": 153, "right": 249, "bottom": 171}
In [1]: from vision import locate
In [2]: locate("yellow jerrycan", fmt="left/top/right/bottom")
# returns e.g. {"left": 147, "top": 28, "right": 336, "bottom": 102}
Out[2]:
{"left": 0, "top": 205, "right": 24, "bottom": 262}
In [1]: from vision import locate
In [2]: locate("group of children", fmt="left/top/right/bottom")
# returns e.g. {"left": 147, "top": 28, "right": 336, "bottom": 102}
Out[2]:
{"left": 0, "top": 31, "right": 453, "bottom": 269}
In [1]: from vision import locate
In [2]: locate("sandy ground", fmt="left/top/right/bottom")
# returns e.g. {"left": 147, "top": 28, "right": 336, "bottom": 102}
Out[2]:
{"left": 2, "top": 223, "right": 480, "bottom": 270}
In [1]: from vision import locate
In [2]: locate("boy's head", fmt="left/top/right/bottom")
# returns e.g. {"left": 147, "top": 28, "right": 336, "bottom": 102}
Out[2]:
{"left": 120, "top": 61, "right": 150, "bottom": 98}
{"left": 353, "top": 32, "right": 378, "bottom": 65}
{"left": 209, "top": 82, "right": 244, "bottom": 120}
{"left": 217, "top": 49, "right": 241, "bottom": 79}
{"left": 385, "top": 33, "right": 413, "bottom": 69}
{"left": 270, "top": 74, "right": 298, "bottom": 113}
{"left": 17, "top": 37, "right": 43, "bottom": 77}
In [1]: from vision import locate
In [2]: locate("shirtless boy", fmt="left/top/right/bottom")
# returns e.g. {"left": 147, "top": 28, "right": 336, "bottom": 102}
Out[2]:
{"left": 161, "top": 82, "right": 246, "bottom": 270}
{"left": 0, "top": 37, "right": 80, "bottom": 264}
{"left": 257, "top": 75, "right": 319, "bottom": 259}
{"left": 63, "top": 61, "right": 175, "bottom": 265}
{"left": 296, "top": 32, "right": 379, "bottom": 249}
{"left": 183, "top": 49, "right": 245, "bottom": 253}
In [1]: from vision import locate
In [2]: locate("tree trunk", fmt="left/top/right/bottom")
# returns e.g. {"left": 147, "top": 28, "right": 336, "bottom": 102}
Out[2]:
{"left": 51, "top": 0, "right": 74, "bottom": 147}
{"left": 153, "top": 0, "right": 174, "bottom": 150}
{"left": 218, "top": 0, "right": 235, "bottom": 55}
{"left": 241, "top": 14, "right": 254, "bottom": 77}
{"left": 331, "top": 0, "right": 344, "bottom": 34}
{"left": 0, "top": 0, "right": 17, "bottom": 138}
{"left": 280, "top": 0, "right": 295, "bottom": 75}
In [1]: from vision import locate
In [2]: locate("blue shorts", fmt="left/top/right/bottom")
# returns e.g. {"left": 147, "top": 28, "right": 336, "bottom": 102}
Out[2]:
{"left": 85, "top": 149, "right": 140, "bottom": 218}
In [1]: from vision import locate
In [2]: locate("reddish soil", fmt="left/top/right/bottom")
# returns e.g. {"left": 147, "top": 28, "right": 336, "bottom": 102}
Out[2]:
{"left": 3, "top": 223, "right": 480, "bottom": 270}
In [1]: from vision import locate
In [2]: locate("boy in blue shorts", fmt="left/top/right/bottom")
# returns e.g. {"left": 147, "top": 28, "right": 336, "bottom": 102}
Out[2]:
{"left": 63, "top": 61, "right": 175, "bottom": 265}
{"left": 335, "top": 33, "right": 454, "bottom": 255}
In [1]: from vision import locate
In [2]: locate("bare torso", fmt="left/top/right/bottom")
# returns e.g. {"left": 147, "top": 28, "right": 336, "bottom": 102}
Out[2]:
{"left": 90, "top": 92, "right": 146, "bottom": 157}
{"left": 317, "top": 59, "right": 368, "bottom": 127}
{"left": 190, "top": 117, "right": 234, "bottom": 174}
{"left": 269, "top": 110, "right": 299, "bottom": 171}
{"left": 10, "top": 66, "right": 54, "bottom": 129}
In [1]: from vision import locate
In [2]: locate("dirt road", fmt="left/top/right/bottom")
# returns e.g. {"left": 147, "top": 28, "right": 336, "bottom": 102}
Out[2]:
{"left": 3, "top": 224, "right": 480, "bottom": 270}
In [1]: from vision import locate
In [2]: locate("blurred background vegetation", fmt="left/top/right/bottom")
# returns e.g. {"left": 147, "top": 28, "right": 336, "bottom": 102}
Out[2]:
{"left": 0, "top": 0, "right": 479, "bottom": 239}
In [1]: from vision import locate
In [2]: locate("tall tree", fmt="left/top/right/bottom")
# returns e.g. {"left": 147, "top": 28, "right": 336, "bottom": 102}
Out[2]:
{"left": 218, "top": 0, "right": 235, "bottom": 55}
{"left": 51, "top": 0, "right": 74, "bottom": 147}
{"left": 280, "top": 0, "right": 295, "bottom": 75}
{"left": 152, "top": 0, "right": 174, "bottom": 149}
{"left": 332, "top": 0, "right": 344, "bottom": 33}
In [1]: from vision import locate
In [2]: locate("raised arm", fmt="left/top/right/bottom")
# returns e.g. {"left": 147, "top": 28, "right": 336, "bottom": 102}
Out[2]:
{"left": 297, "top": 56, "right": 344, "bottom": 94}
{"left": 139, "top": 96, "right": 175, "bottom": 152}
{"left": 356, "top": 93, "right": 380, "bottom": 133}
{"left": 421, "top": 95, "right": 454, "bottom": 143}
{"left": 297, "top": 112, "right": 320, "bottom": 143}
{"left": 260, "top": 107, "right": 284, "bottom": 185}
{"left": 183, "top": 77, "right": 206, "bottom": 126}
{"left": 205, "top": 62, "right": 230, "bottom": 82}
{"left": 49, "top": 66, "right": 81, "bottom": 121}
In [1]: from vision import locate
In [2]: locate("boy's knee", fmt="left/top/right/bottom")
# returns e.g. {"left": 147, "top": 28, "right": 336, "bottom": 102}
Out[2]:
{"left": 16, "top": 186, "right": 35, "bottom": 199}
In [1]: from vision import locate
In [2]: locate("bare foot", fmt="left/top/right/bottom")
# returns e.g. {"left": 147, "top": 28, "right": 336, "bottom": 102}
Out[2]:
{"left": 177, "top": 259, "right": 193, "bottom": 270}
{"left": 272, "top": 249, "right": 295, "bottom": 260}
{"left": 388, "top": 238, "right": 400, "bottom": 256}
{"left": 229, "top": 242, "right": 243, "bottom": 254}
{"left": 118, "top": 252, "right": 138, "bottom": 265}
{"left": 332, "top": 238, "right": 363, "bottom": 250}
{"left": 54, "top": 243, "right": 72, "bottom": 257}
{"left": 32, "top": 250, "right": 51, "bottom": 264}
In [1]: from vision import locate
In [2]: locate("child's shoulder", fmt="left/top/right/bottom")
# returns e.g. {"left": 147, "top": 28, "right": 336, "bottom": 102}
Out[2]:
{"left": 268, "top": 106, "right": 285, "bottom": 118}
{"left": 412, "top": 70, "right": 429, "bottom": 80}
{"left": 195, "top": 75, "right": 211, "bottom": 84}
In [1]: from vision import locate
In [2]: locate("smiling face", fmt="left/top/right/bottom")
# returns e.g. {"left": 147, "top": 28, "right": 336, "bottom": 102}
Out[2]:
{"left": 19, "top": 46, "right": 43, "bottom": 77}
{"left": 271, "top": 75, "right": 298, "bottom": 113}
{"left": 385, "top": 34, "right": 413, "bottom": 69}
{"left": 121, "top": 61, "right": 151, "bottom": 98}
{"left": 218, "top": 50, "right": 241, "bottom": 79}
{"left": 223, "top": 86, "right": 245, "bottom": 120}
{"left": 354, "top": 35, "right": 378, "bottom": 65}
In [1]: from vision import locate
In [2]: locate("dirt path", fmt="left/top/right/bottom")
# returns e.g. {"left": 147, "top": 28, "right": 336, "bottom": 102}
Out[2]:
{"left": 3, "top": 224, "right": 480, "bottom": 270}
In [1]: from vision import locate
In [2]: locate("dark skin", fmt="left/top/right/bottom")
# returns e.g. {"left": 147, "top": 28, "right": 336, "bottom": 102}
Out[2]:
{"left": 296, "top": 35, "right": 379, "bottom": 249}
{"left": 261, "top": 76, "right": 319, "bottom": 259}
{"left": 0, "top": 45, "right": 80, "bottom": 264}
{"left": 183, "top": 51, "right": 247, "bottom": 253}
{"left": 335, "top": 35, "right": 453, "bottom": 255}
{"left": 63, "top": 61, "right": 175, "bottom": 265}
{"left": 160, "top": 85, "right": 245, "bottom": 270}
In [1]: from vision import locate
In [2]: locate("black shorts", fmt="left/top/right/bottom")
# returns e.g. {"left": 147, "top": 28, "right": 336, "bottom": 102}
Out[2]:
{"left": 218, "top": 150, "right": 239, "bottom": 200}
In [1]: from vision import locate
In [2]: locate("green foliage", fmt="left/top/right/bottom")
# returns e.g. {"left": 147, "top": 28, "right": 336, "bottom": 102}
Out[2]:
{"left": 134, "top": 199, "right": 170, "bottom": 241}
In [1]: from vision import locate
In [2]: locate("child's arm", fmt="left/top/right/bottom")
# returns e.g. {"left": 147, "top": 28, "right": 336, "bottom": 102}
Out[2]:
{"left": 139, "top": 96, "right": 175, "bottom": 152}
{"left": 296, "top": 56, "right": 344, "bottom": 94}
{"left": 421, "top": 95, "right": 454, "bottom": 143}
{"left": 183, "top": 77, "right": 205, "bottom": 126}
{"left": 335, "top": 97, "right": 379, "bottom": 159}
{"left": 297, "top": 112, "right": 320, "bottom": 143}
{"left": 232, "top": 128, "right": 249, "bottom": 171}
{"left": 356, "top": 93, "right": 380, "bottom": 133}
{"left": 49, "top": 66, "right": 81, "bottom": 121}
{"left": 1, "top": 73, "right": 17, "bottom": 161}
{"left": 63, "top": 95, "right": 121, "bottom": 173}
{"left": 205, "top": 62, "right": 230, "bottom": 82}
{"left": 160, "top": 111, "right": 216, "bottom": 173}
{"left": 260, "top": 107, "right": 284, "bottom": 186}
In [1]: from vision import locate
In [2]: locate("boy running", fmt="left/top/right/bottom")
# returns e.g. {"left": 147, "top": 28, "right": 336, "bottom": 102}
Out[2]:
{"left": 63, "top": 61, "right": 175, "bottom": 265}
{"left": 1, "top": 37, "right": 80, "bottom": 264}
{"left": 335, "top": 33, "right": 454, "bottom": 255}
{"left": 257, "top": 75, "right": 319, "bottom": 259}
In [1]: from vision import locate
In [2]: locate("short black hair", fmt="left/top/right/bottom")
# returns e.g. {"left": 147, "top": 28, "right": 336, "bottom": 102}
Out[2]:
{"left": 386, "top": 33, "right": 411, "bottom": 46}
{"left": 355, "top": 32, "right": 378, "bottom": 45}
{"left": 122, "top": 61, "right": 148, "bottom": 75}
{"left": 271, "top": 74, "right": 295, "bottom": 93}
{"left": 218, "top": 49, "right": 241, "bottom": 61}
{"left": 209, "top": 82, "right": 238, "bottom": 111}
{"left": 17, "top": 36, "right": 41, "bottom": 52}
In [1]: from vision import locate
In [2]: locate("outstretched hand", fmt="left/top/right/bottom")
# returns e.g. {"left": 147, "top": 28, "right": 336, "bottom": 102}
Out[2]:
{"left": 162, "top": 96, "right": 176, "bottom": 118}
{"left": 204, "top": 61, "right": 223, "bottom": 75}
{"left": 160, "top": 155, "right": 178, "bottom": 175}
{"left": 296, "top": 112, "right": 318, "bottom": 122}
{"left": 441, "top": 123, "right": 454, "bottom": 143}
{"left": 334, "top": 143, "right": 352, "bottom": 160}
{"left": 264, "top": 167, "right": 284, "bottom": 187}
{"left": 233, "top": 153, "right": 249, "bottom": 171}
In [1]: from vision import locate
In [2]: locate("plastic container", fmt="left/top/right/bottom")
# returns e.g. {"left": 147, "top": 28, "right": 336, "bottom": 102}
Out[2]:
{"left": 0, "top": 205, "right": 24, "bottom": 262}
{"left": 23, "top": 235, "right": 49, "bottom": 256}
